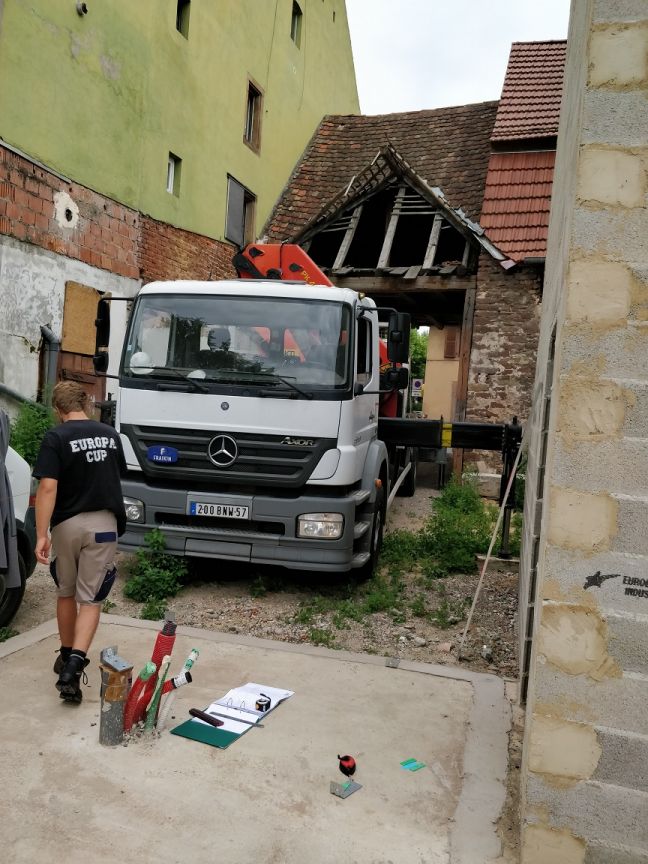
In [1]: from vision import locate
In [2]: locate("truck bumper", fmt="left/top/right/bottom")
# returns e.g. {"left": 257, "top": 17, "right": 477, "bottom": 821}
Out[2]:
{"left": 120, "top": 479, "right": 366, "bottom": 572}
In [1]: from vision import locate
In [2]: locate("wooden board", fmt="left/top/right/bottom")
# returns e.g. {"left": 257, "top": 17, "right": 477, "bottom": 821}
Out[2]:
{"left": 62, "top": 282, "right": 101, "bottom": 356}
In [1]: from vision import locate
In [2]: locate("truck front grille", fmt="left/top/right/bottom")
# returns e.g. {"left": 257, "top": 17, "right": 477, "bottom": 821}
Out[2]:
{"left": 122, "top": 424, "right": 336, "bottom": 489}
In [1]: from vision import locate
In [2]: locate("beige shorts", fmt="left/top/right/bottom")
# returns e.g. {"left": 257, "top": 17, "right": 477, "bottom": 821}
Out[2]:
{"left": 50, "top": 511, "right": 118, "bottom": 605}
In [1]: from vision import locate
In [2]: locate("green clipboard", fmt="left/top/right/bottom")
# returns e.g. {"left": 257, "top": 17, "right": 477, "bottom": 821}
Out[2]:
{"left": 170, "top": 717, "right": 247, "bottom": 749}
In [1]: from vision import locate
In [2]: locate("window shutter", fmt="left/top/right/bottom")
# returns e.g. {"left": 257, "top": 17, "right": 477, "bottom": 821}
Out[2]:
{"left": 444, "top": 326, "right": 460, "bottom": 359}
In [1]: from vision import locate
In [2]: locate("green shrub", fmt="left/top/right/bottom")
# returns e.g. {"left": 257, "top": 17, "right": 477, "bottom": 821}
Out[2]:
{"left": 10, "top": 402, "right": 55, "bottom": 467}
{"left": 418, "top": 477, "right": 492, "bottom": 572}
{"left": 123, "top": 528, "right": 185, "bottom": 602}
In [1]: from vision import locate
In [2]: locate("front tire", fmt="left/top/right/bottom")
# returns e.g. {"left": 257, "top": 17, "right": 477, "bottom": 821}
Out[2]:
{"left": 0, "top": 552, "right": 26, "bottom": 628}
{"left": 397, "top": 448, "right": 418, "bottom": 497}
{"left": 358, "top": 486, "right": 385, "bottom": 581}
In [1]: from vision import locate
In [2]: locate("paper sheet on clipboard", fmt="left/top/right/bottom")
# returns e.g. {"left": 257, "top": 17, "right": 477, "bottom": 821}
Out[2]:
{"left": 171, "top": 682, "right": 294, "bottom": 748}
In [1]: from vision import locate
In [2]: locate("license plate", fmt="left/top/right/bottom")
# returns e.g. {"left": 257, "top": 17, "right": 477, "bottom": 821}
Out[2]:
{"left": 190, "top": 502, "right": 250, "bottom": 519}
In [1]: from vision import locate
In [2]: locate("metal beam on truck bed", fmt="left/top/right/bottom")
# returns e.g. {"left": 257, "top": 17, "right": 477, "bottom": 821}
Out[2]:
{"left": 377, "top": 417, "right": 517, "bottom": 452}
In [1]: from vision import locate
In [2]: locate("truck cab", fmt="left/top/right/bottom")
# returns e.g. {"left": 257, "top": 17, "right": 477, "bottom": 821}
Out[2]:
{"left": 103, "top": 274, "right": 410, "bottom": 577}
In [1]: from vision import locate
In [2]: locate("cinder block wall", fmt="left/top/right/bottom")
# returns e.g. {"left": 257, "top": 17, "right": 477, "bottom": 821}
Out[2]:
{"left": 520, "top": 2, "right": 648, "bottom": 861}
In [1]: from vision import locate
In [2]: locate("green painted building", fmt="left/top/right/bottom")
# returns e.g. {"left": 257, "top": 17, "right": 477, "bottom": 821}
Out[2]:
{"left": 0, "top": 0, "right": 359, "bottom": 243}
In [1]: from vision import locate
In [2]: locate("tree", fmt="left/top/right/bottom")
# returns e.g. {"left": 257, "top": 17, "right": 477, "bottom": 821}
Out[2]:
{"left": 409, "top": 328, "right": 428, "bottom": 380}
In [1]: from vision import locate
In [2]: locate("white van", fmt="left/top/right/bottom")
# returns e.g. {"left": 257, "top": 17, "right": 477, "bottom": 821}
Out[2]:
{"left": 1, "top": 447, "right": 36, "bottom": 626}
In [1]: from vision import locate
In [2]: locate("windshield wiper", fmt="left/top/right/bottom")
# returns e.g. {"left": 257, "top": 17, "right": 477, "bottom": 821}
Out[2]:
{"left": 218, "top": 369, "right": 313, "bottom": 399}
{"left": 126, "top": 366, "right": 209, "bottom": 393}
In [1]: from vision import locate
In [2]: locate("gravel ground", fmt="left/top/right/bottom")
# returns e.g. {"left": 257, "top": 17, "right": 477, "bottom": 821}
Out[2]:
{"left": 12, "top": 465, "right": 519, "bottom": 677}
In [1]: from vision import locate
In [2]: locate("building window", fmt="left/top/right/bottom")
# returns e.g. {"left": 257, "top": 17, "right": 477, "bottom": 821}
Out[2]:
{"left": 244, "top": 80, "right": 263, "bottom": 152}
{"left": 290, "top": 1, "right": 302, "bottom": 47}
{"left": 226, "top": 176, "right": 256, "bottom": 248}
{"left": 176, "top": 0, "right": 190, "bottom": 38}
{"left": 167, "top": 153, "right": 181, "bottom": 196}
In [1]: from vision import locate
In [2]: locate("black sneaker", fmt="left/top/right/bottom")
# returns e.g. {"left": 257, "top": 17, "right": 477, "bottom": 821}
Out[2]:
{"left": 56, "top": 655, "right": 90, "bottom": 703}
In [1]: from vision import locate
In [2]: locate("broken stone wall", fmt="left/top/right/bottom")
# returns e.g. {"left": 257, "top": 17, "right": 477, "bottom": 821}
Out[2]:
{"left": 463, "top": 255, "right": 542, "bottom": 475}
{"left": 520, "top": 1, "right": 648, "bottom": 861}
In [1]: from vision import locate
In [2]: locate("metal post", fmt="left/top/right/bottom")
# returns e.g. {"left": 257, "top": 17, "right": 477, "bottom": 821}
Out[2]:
{"left": 497, "top": 417, "right": 522, "bottom": 559}
{"left": 99, "top": 646, "right": 133, "bottom": 746}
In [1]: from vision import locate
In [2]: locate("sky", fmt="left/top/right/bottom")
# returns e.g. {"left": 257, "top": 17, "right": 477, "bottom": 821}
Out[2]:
{"left": 345, "top": 0, "right": 571, "bottom": 115}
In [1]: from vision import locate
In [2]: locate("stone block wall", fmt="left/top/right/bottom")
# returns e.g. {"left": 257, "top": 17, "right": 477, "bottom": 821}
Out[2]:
{"left": 463, "top": 255, "right": 542, "bottom": 473}
{"left": 520, "top": 2, "right": 648, "bottom": 861}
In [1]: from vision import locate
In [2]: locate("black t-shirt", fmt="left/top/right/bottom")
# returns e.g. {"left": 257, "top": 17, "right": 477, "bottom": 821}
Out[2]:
{"left": 33, "top": 420, "right": 127, "bottom": 536}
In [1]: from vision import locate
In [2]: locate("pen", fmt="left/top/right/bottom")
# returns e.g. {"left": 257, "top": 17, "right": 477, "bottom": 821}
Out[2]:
{"left": 189, "top": 708, "right": 224, "bottom": 728}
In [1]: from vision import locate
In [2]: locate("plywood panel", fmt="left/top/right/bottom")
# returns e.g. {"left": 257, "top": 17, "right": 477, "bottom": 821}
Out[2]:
{"left": 62, "top": 281, "right": 101, "bottom": 355}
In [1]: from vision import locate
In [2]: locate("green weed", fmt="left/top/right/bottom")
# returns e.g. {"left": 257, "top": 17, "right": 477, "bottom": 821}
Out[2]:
{"left": 102, "top": 599, "right": 116, "bottom": 613}
{"left": 249, "top": 576, "right": 267, "bottom": 598}
{"left": 140, "top": 597, "right": 168, "bottom": 620}
{"left": 431, "top": 598, "right": 470, "bottom": 629}
{"left": 308, "top": 628, "right": 336, "bottom": 648}
{"left": 10, "top": 401, "right": 55, "bottom": 467}
{"left": 123, "top": 528, "right": 185, "bottom": 603}
{"left": 0, "top": 626, "right": 18, "bottom": 642}
{"left": 410, "top": 594, "right": 427, "bottom": 617}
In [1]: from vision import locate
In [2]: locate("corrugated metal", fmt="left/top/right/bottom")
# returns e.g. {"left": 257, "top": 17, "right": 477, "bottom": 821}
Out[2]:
{"left": 480, "top": 151, "right": 556, "bottom": 260}
{"left": 491, "top": 41, "right": 566, "bottom": 142}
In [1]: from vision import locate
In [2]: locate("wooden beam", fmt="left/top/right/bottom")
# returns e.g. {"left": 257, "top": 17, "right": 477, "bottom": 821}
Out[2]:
{"left": 377, "top": 185, "right": 406, "bottom": 269}
{"left": 334, "top": 275, "right": 476, "bottom": 293}
{"left": 422, "top": 213, "right": 443, "bottom": 270}
{"left": 452, "top": 287, "right": 476, "bottom": 479}
{"left": 332, "top": 204, "right": 363, "bottom": 271}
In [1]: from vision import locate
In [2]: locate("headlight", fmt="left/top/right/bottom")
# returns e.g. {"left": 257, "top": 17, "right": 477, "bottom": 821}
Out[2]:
{"left": 297, "top": 512, "right": 344, "bottom": 539}
{"left": 124, "top": 496, "right": 145, "bottom": 523}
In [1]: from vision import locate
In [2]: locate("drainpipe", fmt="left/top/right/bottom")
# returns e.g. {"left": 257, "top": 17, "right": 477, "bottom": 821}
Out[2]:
{"left": 40, "top": 325, "right": 60, "bottom": 405}
{"left": 0, "top": 383, "right": 34, "bottom": 406}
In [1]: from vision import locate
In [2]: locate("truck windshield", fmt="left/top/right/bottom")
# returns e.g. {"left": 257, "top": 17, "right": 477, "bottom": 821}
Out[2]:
{"left": 121, "top": 293, "right": 352, "bottom": 392}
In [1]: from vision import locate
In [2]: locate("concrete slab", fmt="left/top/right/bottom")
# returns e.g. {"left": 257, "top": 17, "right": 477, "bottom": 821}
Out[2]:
{"left": 0, "top": 616, "right": 510, "bottom": 864}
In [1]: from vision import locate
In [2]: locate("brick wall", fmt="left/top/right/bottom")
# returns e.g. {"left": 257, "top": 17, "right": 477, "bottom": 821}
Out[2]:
{"left": 139, "top": 216, "right": 236, "bottom": 283}
{"left": 0, "top": 144, "right": 139, "bottom": 279}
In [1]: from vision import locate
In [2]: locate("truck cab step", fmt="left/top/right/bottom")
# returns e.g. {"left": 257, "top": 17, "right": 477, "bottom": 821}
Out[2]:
{"left": 352, "top": 552, "right": 370, "bottom": 567}
{"left": 353, "top": 521, "right": 370, "bottom": 540}
{"left": 351, "top": 489, "right": 371, "bottom": 506}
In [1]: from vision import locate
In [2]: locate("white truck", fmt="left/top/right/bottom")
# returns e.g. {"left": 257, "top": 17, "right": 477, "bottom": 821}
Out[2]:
{"left": 94, "top": 244, "right": 415, "bottom": 578}
{"left": 1, "top": 446, "right": 36, "bottom": 626}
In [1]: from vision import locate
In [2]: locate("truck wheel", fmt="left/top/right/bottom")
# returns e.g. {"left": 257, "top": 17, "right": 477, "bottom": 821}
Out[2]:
{"left": 358, "top": 486, "right": 385, "bottom": 581}
{"left": 0, "top": 552, "right": 26, "bottom": 628}
{"left": 397, "top": 448, "right": 417, "bottom": 497}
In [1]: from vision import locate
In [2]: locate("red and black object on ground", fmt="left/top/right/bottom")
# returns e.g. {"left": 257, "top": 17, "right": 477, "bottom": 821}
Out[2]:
{"left": 337, "top": 754, "right": 357, "bottom": 779}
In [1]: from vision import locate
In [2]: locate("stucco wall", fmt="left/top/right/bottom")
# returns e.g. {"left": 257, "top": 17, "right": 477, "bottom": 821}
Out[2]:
{"left": 0, "top": 0, "right": 359, "bottom": 240}
{"left": 520, "top": 2, "right": 648, "bottom": 861}
{"left": 0, "top": 233, "right": 139, "bottom": 411}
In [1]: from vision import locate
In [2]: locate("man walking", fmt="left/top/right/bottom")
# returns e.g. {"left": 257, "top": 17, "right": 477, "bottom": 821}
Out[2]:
{"left": 34, "top": 381, "right": 126, "bottom": 704}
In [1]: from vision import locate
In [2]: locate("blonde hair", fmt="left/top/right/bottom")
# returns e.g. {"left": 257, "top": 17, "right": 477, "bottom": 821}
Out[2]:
{"left": 52, "top": 381, "right": 89, "bottom": 415}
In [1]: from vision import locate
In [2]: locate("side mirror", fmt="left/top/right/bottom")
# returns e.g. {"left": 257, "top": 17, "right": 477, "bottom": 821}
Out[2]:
{"left": 387, "top": 312, "right": 411, "bottom": 363}
{"left": 383, "top": 367, "right": 409, "bottom": 391}
{"left": 94, "top": 297, "right": 111, "bottom": 374}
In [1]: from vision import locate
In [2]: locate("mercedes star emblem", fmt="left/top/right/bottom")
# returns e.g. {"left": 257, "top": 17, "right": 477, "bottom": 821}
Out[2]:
{"left": 207, "top": 434, "right": 238, "bottom": 468}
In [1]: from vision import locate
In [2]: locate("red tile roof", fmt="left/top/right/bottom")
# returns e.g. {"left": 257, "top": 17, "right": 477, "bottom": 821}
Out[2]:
{"left": 480, "top": 150, "right": 555, "bottom": 260}
{"left": 491, "top": 41, "right": 566, "bottom": 142}
{"left": 264, "top": 102, "right": 498, "bottom": 241}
